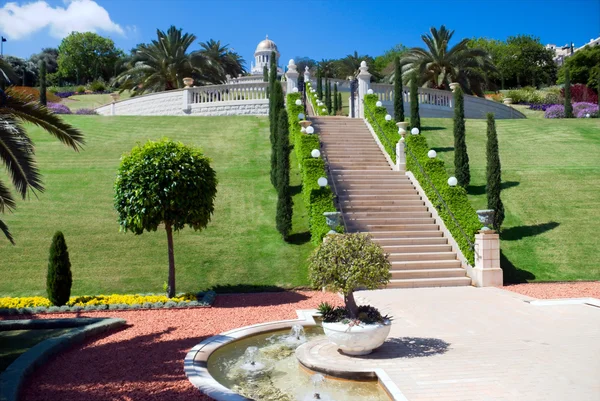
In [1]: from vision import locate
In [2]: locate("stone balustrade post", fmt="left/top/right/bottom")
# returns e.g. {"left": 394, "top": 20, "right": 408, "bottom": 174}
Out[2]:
{"left": 285, "top": 59, "right": 299, "bottom": 94}
{"left": 396, "top": 122, "right": 408, "bottom": 172}
{"left": 472, "top": 231, "right": 503, "bottom": 286}
{"left": 182, "top": 88, "right": 190, "bottom": 113}
{"left": 304, "top": 66, "right": 310, "bottom": 84}
{"left": 357, "top": 61, "right": 371, "bottom": 118}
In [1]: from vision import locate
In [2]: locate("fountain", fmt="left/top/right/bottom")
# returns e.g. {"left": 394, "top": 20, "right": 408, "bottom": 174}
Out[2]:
{"left": 283, "top": 324, "right": 307, "bottom": 346}
{"left": 239, "top": 346, "right": 268, "bottom": 375}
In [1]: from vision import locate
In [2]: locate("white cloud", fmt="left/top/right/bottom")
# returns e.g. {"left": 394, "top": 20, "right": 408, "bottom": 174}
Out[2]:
{"left": 0, "top": 0, "right": 124, "bottom": 40}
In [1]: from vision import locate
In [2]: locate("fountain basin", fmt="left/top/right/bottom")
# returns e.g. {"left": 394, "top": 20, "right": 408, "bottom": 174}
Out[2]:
{"left": 184, "top": 310, "right": 402, "bottom": 400}
{"left": 322, "top": 320, "right": 392, "bottom": 355}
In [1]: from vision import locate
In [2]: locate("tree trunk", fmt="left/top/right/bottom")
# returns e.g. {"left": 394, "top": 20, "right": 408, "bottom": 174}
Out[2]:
{"left": 165, "top": 222, "right": 176, "bottom": 298}
{"left": 344, "top": 292, "right": 359, "bottom": 318}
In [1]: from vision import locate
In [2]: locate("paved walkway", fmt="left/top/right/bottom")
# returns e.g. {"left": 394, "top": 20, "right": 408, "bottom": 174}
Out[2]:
{"left": 352, "top": 286, "right": 600, "bottom": 401}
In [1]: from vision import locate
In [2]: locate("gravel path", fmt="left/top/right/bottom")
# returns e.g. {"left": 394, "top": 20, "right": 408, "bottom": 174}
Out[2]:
{"left": 17, "top": 291, "right": 341, "bottom": 401}
{"left": 503, "top": 282, "right": 600, "bottom": 299}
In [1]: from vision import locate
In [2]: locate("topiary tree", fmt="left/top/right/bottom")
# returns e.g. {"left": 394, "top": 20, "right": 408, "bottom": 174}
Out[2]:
{"left": 325, "top": 80, "right": 332, "bottom": 114}
{"left": 270, "top": 77, "right": 285, "bottom": 188}
{"left": 316, "top": 67, "right": 322, "bottom": 99}
{"left": 486, "top": 113, "right": 505, "bottom": 230}
{"left": 263, "top": 65, "right": 268, "bottom": 82}
{"left": 308, "top": 233, "right": 391, "bottom": 317}
{"left": 38, "top": 60, "right": 47, "bottom": 106}
{"left": 276, "top": 109, "right": 292, "bottom": 239}
{"left": 114, "top": 139, "right": 217, "bottom": 298}
{"left": 47, "top": 231, "right": 72, "bottom": 306}
{"left": 564, "top": 66, "right": 573, "bottom": 118}
{"left": 333, "top": 83, "right": 339, "bottom": 114}
{"left": 410, "top": 73, "right": 421, "bottom": 130}
{"left": 393, "top": 56, "right": 404, "bottom": 122}
{"left": 453, "top": 87, "right": 470, "bottom": 188}
{"left": 337, "top": 92, "right": 343, "bottom": 112}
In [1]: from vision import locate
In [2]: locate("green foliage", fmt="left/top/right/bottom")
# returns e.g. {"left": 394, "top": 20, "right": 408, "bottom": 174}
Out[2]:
{"left": 263, "top": 65, "right": 269, "bottom": 82}
{"left": 406, "top": 134, "right": 481, "bottom": 264}
{"left": 89, "top": 80, "right": 106, "bottom": 92}
{"left": 393, "top": 57, "right": 404, "bottom": 121}
{"left": 269, "top": 64, "right": 285, "bottom": 187}
{"left": 114, "top": 139, "right": 217, "bottom": 296}
{"left": 363, "top": 94, "right": 399, "bottom": 163}
{"left": 557, "top": 45, "right": 600, "bottom": 87}
{"left": 410, "top": 74, "right": 421, "bottom": 130}
{"left": 76, "top": 86, "right": 85, "bottom": 94}
{"left": 46, "top": 231, "right": 72, "bottom": 306}
{"left": 453, "top": 87, "right": 470, "bottom": 188}
{"left": 308, "top": 187, "right": 336, "bottom": 244}
{"left": 316, "top": 68, "right": 322, "bottom": 99}
{"left": 57, "top": 32, "right": 122, "bottom": 84}
{"left": 486, "top": 113, "right": 505, "bottom": 230}
{"left": 286, "top": 92, "right": 304, "bottom": 142}
{"left": 308, "top": 233, "right": 391, "bottom": 297}
{"left": 317, "top": 302, "right": 348, "bottom": 323}
{"left": 337, "top": 92, "right": 342, "bottom": 112}
{"left": 38, "top": 60, "right": 47, "bottom": 106}
{"left": 276, "top": 109, "right": 292, "bottom": 240}
{"left": 325, "top": 80, "right": 331, "bottom": 114}
{"left": 333, "top": 83, "right": 339, "bottom": 114}
{"left": 374, "top": 44, "right": 408, "bottom": 75}
{"left": 506, "top": 87, "right": 544, "bottom": 104}
{"left": 564, "top": 67, "right": 573, "bottom": 118}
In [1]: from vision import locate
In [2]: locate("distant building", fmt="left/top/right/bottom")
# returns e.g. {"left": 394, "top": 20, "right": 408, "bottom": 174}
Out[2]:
{"left": 546, "top": 37, "right": 600, "bottom": 66}
{"left": 250, "top": 35, "right": 283, "bottom": 76}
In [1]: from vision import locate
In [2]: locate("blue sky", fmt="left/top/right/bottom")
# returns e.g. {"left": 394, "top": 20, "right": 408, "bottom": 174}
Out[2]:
{"left": 1, "top": 0, "right": 599, "bottom": 68}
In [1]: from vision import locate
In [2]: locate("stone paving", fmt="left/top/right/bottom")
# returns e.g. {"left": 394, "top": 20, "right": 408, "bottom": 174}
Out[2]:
{"left": 345, "top": 286, "right": 600, "bottom": 401}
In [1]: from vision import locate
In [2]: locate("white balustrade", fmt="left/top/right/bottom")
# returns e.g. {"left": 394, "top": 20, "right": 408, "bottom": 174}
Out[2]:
{"left": 188, "top": 82, "right": 270, "bottom": 104}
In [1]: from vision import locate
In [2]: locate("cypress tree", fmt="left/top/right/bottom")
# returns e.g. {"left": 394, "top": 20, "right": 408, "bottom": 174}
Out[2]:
{"left": 325, "top": 80, "right": 332, "bottom": 114}
{"left": 270, "top": 80, "right": 285, "bottom": 188}
{"left": 333, "top": 83, "right": 339, "bottom": 115}
{"left": 453, "top": 87, "right": 470, "bottom": 188}
{"left": 486, "top": 113, "right": 505, "bottom": 231}
{"left": 268, "top": 51, "right": 278, "bottom": 158}
{"left": 393, "top": 56, "right": 404, "bottom": 122}
{"left": 263, "top": 65, "right": 269, "bottom": 82}
{"left": 46, "top": 231, "right": 72, "bottom": 306}
{"left": 39, "top": 60, "right": 47, "bottom": 106}
{"left": 564, "top": 66, "right": 573, "bottom": 118}
{"left": 317, "top": 68, "right": 323, "bottom": 99}
{"left": 410, "top": 73, "right": 421, "bottom": 130}
{"left": 276, "top": 109, "right": 293, "bottom": 240}
{"left": 337, "top": 92, "right": 342, "bottom": 112}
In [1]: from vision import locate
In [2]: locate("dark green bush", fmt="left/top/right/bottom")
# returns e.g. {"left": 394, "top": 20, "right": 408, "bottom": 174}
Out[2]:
{"left": 453, "top": 87, "right": 470, "bottom": 188}
{"left": 46, "top": 231, "right": 72, "bottom": 306}
{"left": 393, "top": 57, "right": 404, "bottom": 122}
{"left": 75, "top": 85, "right": 85, "bottom": 94}
{"left": 89, "top": 80, "right": 106, "bottom": 92}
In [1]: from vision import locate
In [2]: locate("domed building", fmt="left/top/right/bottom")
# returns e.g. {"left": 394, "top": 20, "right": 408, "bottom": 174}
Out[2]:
{"left": 250, "top": 35, "right": 283, "bottom": 75}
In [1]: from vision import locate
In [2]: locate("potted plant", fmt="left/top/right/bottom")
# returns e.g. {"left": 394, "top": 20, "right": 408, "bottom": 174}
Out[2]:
{"left": 308, "top": 233, "right": 392, "bottom": 355}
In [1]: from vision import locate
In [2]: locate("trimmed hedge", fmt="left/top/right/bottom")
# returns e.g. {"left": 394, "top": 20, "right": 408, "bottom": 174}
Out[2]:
{"left": 286, "top": 93, "right": 339, "bottom": 244}
{"left": 363, "top": 94, "right": 399, "bottom": 163}
{"left": 406, "top": 134, "right": 481, "bottom": 264}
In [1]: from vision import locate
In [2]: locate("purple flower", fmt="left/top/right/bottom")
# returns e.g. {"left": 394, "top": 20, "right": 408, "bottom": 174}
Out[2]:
{"left": 47, "top": 102, "right": 72, "bottom": 114}
{"left": 527, "top": 103, "right": 557, "bottom": 112}
{"left": 544, "top": 104, "right": 565, "bottom": 119}
{"left": 75, "top": 108, "right": 98, "bottom": 115}
{"left": 573, "top": 102, "right": 599, "bottom": 118}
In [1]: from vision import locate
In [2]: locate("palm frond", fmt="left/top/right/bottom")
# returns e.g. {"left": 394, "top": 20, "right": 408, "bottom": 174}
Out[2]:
{"left": 0, "top": 218, "right": 14, "bottom": 245}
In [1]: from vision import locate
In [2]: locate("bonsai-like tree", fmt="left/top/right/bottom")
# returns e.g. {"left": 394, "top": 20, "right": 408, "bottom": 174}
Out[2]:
{"left": 114, "top": 139, "right": 217, "bottom": 298}
{"left": 47, "top": 231, "right": 72, "bottom": 306}
{"left": 308, "top": 233, "right": 391, "bottom": 317}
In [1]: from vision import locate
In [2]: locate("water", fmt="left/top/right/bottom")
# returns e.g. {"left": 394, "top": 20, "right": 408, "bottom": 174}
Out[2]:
{"left": 207, "top": 327, "right": 389, "bottom": 401}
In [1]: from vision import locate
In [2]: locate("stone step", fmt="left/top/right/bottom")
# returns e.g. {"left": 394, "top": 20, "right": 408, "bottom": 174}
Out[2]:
{"left": 390, "top": 268, "right": 467, "bottom": 279}
{"left": 347, "top": 217, "right": 435, "bottom": 225}
{"left": 332, "top": 172, "right": 407, "bottom": 178}
{"left": 387, "top": 251, "right": 457, "bottom": 262}
{"left": 345, "top": 211, "right": 431, "bottom": 218}
{"left": 348, "top": 223, "right": 439, "bottom": 232}
{"left": 382, "top": 244, "right": 452, "bottom": 253}
{"left": 343, "top": 205, "right": 429, "bottom": 212}
{"left": 358, "top": 230, "right": 444, "bottom": 238}
{"left": 340, "top": 199, "right": 423, "bottom": 206}
{"left": 329, "top": 165, "right": 392, "bottom": 171}
{"left": 338, "top": 195, "right": 422, "bottom": 201}
{"left": 336, "top": 184, "right": 415, "bottom": 190}
{"left": 386, "top": 277, "right": 472, "bottom": 288}
{"left": 373, "top": 237, "right": 448, "bottom": 245}
{"left": 334, "top": 178, "right": 412, "bottom": 184}
{"left": 390, "top": 259, "right": 461, "bottom": 269}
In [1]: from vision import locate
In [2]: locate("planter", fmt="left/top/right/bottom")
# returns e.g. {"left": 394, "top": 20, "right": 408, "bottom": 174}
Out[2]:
{"left": 503, "top": 98, "right": 513, "bottom": 105}
{"left": 183, "top": 77, "right": 194, "bottom": 88}
{"left": 322, "top": 320, "right": 391, "bottom": 356}
{"left": 449, "top": 82, "right": 460, "bottom": 92}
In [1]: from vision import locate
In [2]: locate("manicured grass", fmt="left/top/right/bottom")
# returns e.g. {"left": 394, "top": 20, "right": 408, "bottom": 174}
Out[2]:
{"left": 0, "top": 328, "right": 72, "bottom": 372}
{"left": 0, "top": 116, "right": 313, "bottom": 296}
{"left": 419, "top": 116, "right": 600, "bottom": 282}
{"left": 61, "top": 91, "right": 132, "bottom": 111}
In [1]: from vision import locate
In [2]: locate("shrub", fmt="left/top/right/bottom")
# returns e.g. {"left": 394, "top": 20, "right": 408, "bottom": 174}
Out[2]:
{"left": 46, "top": 231, "right": 72, "bottom": 306}
{"left": 75, "top": 108, "right": 98, "bottom": 115}
{"left": 363, "top": 94, "right": 399, "bottom": 163}
{"left": 10, "top": 86, "right": 61, "bottom": 103}
{"left": 309, "top": 233, "right": 391, "bottom": 318}
{"left": 276, "top": 109, "right": 292, "bottom": 240}
{"left": 544, "top": 104, "right": 566, "bottom": 118}
{"left": 393, "top": 56, "right": 404, "bottom": 122}
{"left": 47, "top": 102, "right": 72, "bottom": 114}
{"left": 164, "top": 301, "right": 177, "bottom": 308}
{"left": 573, "top": 102, "right": 599, "bottom": 118}
{"left": 76, "top": 85, "right": 86, "bottom": 94}
{"left": 561, "top": 83, "right": 598, "bottom": 104}
{"left": 409, "top": 73, "right": 421, "bottom": 130}
{"left": 564, "top": 67, "right": 573, "bottom": 118}
{"left": 506, "top": 88, "right": 543, "bottom": 104}
{"left": 89, "top": 80, "right": 106, "bottom": 92}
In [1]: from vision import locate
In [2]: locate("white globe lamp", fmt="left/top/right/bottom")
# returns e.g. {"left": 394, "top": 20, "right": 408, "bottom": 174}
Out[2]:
{"left": 311, "top": 149, "right": 321, "bottom": 158}
{"left": 306, "top": 126, "right": 315, "bottom": 134}
{"left": 298, "top": 113, "right": 305, "bottom": 120}
{"left": 385, "top": 114, "right": 392, "bottom": 121}
{"left": 428, "top": 150, "right": 437, "bottom": 158}
{"left": 367, "top": 89, "right": 374, "bottom": 95}
{"left": 292, "top": 87, "right": 299, "bottom": 93}
{"left": 448, "top": 177, "right": 458, "bottom": 187}
{"left": 376, "top": 101, "right": 383, "bottom": 107}
{"left": 295, "top": 99, "right": 302, "bottom": 106}
{"left": 411, "top": 127, "right": 420, "bottom": 135}
{"left": 318, "top": 177, "right": 328, "bottom": 187}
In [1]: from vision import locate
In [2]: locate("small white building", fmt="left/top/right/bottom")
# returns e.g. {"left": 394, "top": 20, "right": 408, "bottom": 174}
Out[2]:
{"left": 546, "top": 37, "right": 600, "bottom": 66}
{"left": 250, "top": 35, "right": 283, "bottom": 76}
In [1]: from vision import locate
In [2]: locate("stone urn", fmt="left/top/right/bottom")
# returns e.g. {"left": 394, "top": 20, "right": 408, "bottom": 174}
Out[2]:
{"left": 476, "top": 209, "right": 495, "bottom": 233}
{"left": 110, "top": 93, "right": 119, "bottom": 102}
{"left": 183, "top": 77, "right": 194, "bottom": 88}
{"left": 396, "top": 121, "right": 409, "bottom": 137}
{"left": 449, "top": 82, "right": 460, "bottom": 92}
{"left": 322, "top": 320, "right": 392, "bottom": 356}
{"left": 503, "top": 98, "right": 513, "bottom": 105}
{"left": 299, "top": 120, "right": 312, "bottom": 133}
{"left": 323, "top": 211, "right": 341, "bottom": 235}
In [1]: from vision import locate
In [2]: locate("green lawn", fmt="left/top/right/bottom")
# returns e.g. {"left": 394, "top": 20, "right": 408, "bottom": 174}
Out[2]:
{"left": 420, "top": 115, "right": 600, "bottom": 282}
{"left": 0, "top": 328, "right": 73, "bottom": 372}
{"left": 61, "top": 91, "right": 132, "bottom": 111}
{"left": 0, "top": 116, "right": 313, "bottom": 296}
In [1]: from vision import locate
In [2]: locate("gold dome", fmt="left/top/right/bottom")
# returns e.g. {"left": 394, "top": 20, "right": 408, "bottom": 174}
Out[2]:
{"left": 255, "top": 35, "right": 278, "bottom": 52}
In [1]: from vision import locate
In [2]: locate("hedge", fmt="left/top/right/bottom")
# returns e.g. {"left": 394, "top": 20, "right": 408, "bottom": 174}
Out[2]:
{"left": 363, "top": 94, "right": 399, "bottom": 163}
{"left": 406, "top": 134, "right": 481, "bottom": 264}
{"left": 286, "top": 93, "right": 339, "bottom": 244}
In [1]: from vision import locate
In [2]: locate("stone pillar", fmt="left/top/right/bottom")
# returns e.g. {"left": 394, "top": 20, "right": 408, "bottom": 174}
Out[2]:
{"left": 357, "top": 61, "right": 371, "bottom": 118}
{"left": 472, "top": 231, "right": 503, "bottom": 287}
{"left": 304, "top": 66, "right": 310, "bottom": 84}
{"left": 111, "top": 102, "right": 115, "bottom": 116}
{"left": 396, "top": 122, "right": 408, "bottom": 172}
{"left": 182, "top": 88, "right": 190, "bottom": 114}
{"left": 285, "top": 59, "right": 298, "bottom": 94}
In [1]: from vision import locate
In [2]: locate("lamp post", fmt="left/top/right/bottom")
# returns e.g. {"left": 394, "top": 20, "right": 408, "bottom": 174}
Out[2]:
{"left": 0, "top": 36, "right": 6, "bottom": 58}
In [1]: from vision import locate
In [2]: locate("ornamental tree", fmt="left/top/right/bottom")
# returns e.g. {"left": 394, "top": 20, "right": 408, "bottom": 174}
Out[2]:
{"left": 38, "top": 60, "right": 47, "bottom": 106}
{"left": 564, "top": 67, "right": 573, "bottom": 118}
{"left": 47, "top": 231, "right": 72, "bottom": 306}
{"left": 276, "top": 109, "right": 292, "bottom": 239}
{"left": 333, "top": 83, "right": 339, "bottom": 114}
{"left": 393, "top": 56, "right": 404, "bottom": 121}
{"left": 114, "top": 139, "right": 217, "bottom": 298}
{"left": 486, "top": 113, "right": 505, "bottom": 230}
{"left": 308, "top": 233, "right": 391, "bottom": 317}
{"left": 409, "top": 73, "right": 421, "bottom": 130}
{"left": 453, "top": 87, "right": 470, "bottom": 188}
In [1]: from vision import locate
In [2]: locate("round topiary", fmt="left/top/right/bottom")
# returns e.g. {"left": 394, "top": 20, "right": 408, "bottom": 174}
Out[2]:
{"left": 308, "top": 233, "right": 391, "bottom": 317}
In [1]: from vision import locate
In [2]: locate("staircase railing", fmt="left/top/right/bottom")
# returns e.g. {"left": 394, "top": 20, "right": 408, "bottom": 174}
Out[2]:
{"left": 362, "top": 100, "right": 477, "bottom": 257}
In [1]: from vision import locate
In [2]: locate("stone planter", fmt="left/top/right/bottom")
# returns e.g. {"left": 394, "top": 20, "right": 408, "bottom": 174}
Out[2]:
{"left": 396, "top": 121, "right": 409, "bottom": 136}
{"left": 449, "top": 82, "right": 460, "bottom": 92}
{"left": 110, "top": 93, "right": 119, "bottom": 102}
{"left": 476, "top": 209, "right": 495, "bottom": 232}
{"left": 503, "top": 98, "right": 513, "bottom": 105}
{"left": 322, "top": 320, "right": 391, "bottom": 356}
{"left": 183, "top": 77, "right": 194, "bottom": 88}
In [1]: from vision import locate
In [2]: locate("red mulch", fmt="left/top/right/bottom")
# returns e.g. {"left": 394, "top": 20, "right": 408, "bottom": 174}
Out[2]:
{"left": 17, "top": 291, "right": 341, "bottom": 401}
{"left": 503, "top": 282, "right": 600, "bottom": 299}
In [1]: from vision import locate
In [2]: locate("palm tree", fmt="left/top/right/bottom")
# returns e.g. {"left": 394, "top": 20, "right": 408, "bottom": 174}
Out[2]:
{"left": 335, "top": 51, "right": 381, "bottom": 81}
{"left": 113, "top": 26, "right": 213, "bottom": 95}
{"left": 396, "top": 26, "right": 496, "bottom": 96}
{"left": 0, "top": 61, "right": 84, "bottom": 243}
{"left": 195, "top": 39, "right": 246, "bottom": 82}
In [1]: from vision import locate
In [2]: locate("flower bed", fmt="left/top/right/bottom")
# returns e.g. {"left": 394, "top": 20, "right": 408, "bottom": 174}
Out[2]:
{"left": 544, "top": 102, "right": 599, "bottom": 118}
{"left": 0, "top": 291, "right": 216, "bottom": 315}
{"left": 47, "top": 102, "right": 72, "bottom": 114}
{"left": 54, "top": 90, "right": 111, "bottom": 98}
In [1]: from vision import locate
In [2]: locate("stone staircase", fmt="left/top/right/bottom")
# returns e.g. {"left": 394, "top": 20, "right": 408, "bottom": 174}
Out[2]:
{"left": 313, "top": 116, "right": 471, "bottom": 289}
